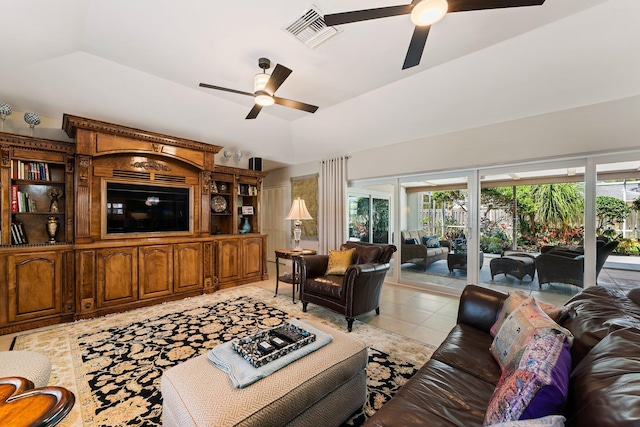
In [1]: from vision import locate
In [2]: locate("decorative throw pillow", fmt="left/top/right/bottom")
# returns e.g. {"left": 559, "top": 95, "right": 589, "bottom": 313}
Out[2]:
{"left": 325, "top": 248, "right": 356, "bottom": 275}
{"left": 422, "top": 235, "right": 440, "bottom": 248}
{"left": 521, "top": 340, "right": 571, "bottom": 420}
{"left": 486, "top": 415, "right": 566, "bottom": 427}
{"left": 490, "top": 297, "right": 573, "bottom": 370}
{"left": 405, "top": 238, "right": 419, "bottom": 245}
{"left": 485, "top": 332, "right": 570, "bottom": 425}
{"left": 491, "top": 291, "right": 570, "bottom": 337}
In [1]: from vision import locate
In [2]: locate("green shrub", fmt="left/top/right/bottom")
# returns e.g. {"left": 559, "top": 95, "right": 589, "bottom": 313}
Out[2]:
{"left": 614, "top": 238, "right": 640, "bottom": 255}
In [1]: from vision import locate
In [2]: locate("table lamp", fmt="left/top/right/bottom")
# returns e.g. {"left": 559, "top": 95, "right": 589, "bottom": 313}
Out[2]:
{"left": 285, "top": 197, "right": 312, "bottom": 251}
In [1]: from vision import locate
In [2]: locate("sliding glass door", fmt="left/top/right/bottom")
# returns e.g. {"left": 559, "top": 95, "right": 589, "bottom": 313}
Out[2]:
{"left": 478, "top": 160, "right": 586, "bottom": 299}
{"left": 348, "top": 190, "right": 391, "bottom": 244}
{"left": 398, "top": 171, "right": 479, "bottom": 292}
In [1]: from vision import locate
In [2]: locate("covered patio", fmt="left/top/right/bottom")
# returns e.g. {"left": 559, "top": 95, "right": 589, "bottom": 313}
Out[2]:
{"left": 398, "top": 253, "right": 639, "bottom": 304}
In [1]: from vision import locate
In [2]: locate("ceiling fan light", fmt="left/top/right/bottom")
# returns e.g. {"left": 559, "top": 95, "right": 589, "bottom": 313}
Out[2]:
{"left": 411, "top": 0, "right": 448, "bottom": 26}
{"left": 254, "top": 73, "right": 270, "bottom": 93}
{"left": 255, "top": 93, "right": 274, "bottom": 107}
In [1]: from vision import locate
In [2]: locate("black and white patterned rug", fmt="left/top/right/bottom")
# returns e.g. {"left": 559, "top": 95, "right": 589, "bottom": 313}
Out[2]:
{"left": 13, "top": 286, "right": 435, "bottom": 427}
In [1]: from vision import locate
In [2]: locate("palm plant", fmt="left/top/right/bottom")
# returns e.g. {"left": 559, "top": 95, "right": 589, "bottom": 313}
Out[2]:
{"left": 531, "top": 183, "right": 584, "bottom": 232}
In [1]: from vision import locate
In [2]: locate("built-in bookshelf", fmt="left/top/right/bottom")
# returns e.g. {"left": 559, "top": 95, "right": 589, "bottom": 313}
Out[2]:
{"left": 1, "top": 134, "right": 74, "bottom": 247}
{"left": 210, "top": 166, "right": 265, "bottom": 235}
{"left": 210, "top": 174, "right": 235, "bottom": 235}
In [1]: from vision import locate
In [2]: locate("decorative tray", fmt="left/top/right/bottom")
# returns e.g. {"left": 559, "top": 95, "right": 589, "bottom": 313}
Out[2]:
{"left": 232, "top": 322, "right": 316, "bottom": 368}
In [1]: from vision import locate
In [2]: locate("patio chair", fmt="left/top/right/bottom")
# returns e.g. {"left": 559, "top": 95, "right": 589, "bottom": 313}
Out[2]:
{"left": 536, "top": 240, "right": 619, "bottom": 288}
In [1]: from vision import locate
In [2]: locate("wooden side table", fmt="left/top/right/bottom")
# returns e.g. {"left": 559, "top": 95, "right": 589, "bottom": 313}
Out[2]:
{"left": 0, "top": 376, "right": 75, "bottom": 427}
{"left": 275, "top": 249, "right": 317, "bottom": 302}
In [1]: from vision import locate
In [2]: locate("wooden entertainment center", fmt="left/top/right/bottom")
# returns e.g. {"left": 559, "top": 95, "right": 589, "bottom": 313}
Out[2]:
{"left": 0, "top": 115, "right": 268, "bottom": 334}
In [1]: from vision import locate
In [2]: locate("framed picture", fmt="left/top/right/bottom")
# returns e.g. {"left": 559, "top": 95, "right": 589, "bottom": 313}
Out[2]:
{"left": 242, "top": 206, "right": 254, "bottom": 215}
{"left": 210, "top": 180, "right": 218, "bottom": 194}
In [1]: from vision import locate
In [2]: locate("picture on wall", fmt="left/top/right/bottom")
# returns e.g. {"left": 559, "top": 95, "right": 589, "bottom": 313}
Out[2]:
{"left": 291, "top": 174, "right": 318, "bottom": 240}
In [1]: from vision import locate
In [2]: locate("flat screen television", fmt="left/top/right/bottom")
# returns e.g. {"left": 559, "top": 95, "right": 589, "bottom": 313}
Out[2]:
{"left": 106, "top": 182, "right": 190, "bottom": 234}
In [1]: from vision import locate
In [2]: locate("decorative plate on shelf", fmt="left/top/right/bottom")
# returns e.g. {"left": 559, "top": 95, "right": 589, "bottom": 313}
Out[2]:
{"left": 219, "top": 183, "right": 228, "bottom": 193}
{"left": 211, "top": 195, "right": 227, "bottom": 213}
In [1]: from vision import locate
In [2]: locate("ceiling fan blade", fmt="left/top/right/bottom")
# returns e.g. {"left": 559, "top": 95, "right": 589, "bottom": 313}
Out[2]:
{"left": 264, "top": 64, "right": 292, "bottom": 95}
{"left": 324, "top": 4, "right": 413, "bottom": 26}
{"left": 402, "top": 25, "right": 430, "bottom": 69}
{"left": 447, "top": 0, "right": 545, "bottom": 13}
{"left": 273, "top": 97, "right": 319, "bottom": 114}
{"left": 199, "top": 83, "right": 255, "bottom": 97}
{"left": 245, "top": 104, "right": 263, "bottom": 120}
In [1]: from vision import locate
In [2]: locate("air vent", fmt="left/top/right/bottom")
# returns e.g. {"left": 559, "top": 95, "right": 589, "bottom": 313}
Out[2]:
{"left": 155, "top": 174, "right": 186, "bottom": 184}
{"left": 283, "top": 5, "right": 339, "bottom": 49}
{"left": 113, "top": 170, "right": 151, "bottom": 180}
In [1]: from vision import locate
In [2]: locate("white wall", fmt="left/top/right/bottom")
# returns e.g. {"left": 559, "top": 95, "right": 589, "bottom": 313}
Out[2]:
{"left": 264, "top": 160, "right": 321, "bottom": 254}
{"left": 348, "top": 96, "right": 640, "bottom": 181}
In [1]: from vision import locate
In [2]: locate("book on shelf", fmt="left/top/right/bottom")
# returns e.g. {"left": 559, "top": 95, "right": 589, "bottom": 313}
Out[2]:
{"left": 10, "top": 223, "right": 28, "bottom": 245}
{"left": 13, "top": 188, "right": 38, "bottom": 212}
{"left": 11, "top": 185, "right": 18, "bottom": 213}
{"left": 11, "top": 160, "right": 51, "bottom": 181}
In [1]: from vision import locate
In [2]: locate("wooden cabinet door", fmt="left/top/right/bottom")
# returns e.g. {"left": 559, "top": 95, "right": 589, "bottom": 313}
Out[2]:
{"left": 242, "top": 237, "right": 263, "bottom": 279}
{"left": 217, "top": 238, "right": 241, "bottom": 282}
{"left": 7, "top": 252, "right": 62, "bottom": 321}
{"left": 97, "top": 247, "right": 138, "bottom": 307}
{"left": 174, "top": 243, "right": 202, "bottom": 292}
{"left": 139, "top": 245, "right": 173, "bottom": 299}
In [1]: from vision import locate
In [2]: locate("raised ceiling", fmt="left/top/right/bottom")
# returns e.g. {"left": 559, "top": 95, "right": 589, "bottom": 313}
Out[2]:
{"left": 0, "top": 0, "right": 637, "bottom": 170}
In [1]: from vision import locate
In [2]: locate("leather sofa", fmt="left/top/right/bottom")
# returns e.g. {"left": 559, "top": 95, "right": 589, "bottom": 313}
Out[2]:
{"left": 365, "top": 284, "right": 640, "bottom": 426}
{"left": 400, "top": 230, "right": 452, "bottom": 270}
{"left": 300, "top": 242, "right": 397, "bottom": 332}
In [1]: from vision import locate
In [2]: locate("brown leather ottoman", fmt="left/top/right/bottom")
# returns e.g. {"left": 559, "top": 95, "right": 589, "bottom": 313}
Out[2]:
{"left": 161, "top": 320, "right": 368, "bottom": 427}
{"left": 490, "top": 253, "right": 536, "bottom": 281}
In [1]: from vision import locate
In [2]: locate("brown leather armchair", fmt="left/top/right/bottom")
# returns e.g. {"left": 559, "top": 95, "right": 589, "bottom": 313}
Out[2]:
{"left": 299, "top": 242, "right": 397, "bottom": 332}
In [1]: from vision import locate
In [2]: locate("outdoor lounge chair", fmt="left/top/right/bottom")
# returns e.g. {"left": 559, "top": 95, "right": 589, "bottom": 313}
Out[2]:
{"left": 536, "top": 240, "right": 619, "bottom": 288}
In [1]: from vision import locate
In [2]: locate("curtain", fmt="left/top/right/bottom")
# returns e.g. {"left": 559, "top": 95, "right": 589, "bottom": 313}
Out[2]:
{"left": 319, "top": 156, "right": 348, "bottom": 253}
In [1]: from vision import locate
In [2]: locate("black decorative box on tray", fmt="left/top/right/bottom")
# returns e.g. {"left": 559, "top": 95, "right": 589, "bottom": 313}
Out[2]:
{"left": 232, "top": 322, "right": 316, "bottom": 368}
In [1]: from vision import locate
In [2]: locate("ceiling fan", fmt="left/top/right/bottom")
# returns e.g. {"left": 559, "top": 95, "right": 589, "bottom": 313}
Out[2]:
{"left": 324, "top": 0, "right": 546, "bottom": 70}
{"left": 199, "top": 58, "right": 319, "bottom": 119}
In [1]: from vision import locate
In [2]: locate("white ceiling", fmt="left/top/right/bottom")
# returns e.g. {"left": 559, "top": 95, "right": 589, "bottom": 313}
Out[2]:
{"left": 0, "top": 0, "right": 638, "bottom": 170}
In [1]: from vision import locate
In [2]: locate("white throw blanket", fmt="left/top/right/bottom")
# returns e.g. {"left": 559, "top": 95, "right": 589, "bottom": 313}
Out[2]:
{"left": 208, "top": 318, "right": 333, "bottom": 388}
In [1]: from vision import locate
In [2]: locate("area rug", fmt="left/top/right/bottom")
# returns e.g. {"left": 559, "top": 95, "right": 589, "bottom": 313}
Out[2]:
{"left": 12, "top": 286, "right": 435, "bottom": 427}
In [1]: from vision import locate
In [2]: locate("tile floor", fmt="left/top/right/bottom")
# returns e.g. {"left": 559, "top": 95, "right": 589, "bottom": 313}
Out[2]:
{"left": 254, "top": 261, "right": 576, "bottom": 349}
{"left": 0, "top": 260, "right": 589, "bottom": 352}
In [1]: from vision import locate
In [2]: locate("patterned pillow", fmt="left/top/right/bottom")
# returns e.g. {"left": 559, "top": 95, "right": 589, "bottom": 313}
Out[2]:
{"left": 491, "top": 291, "right": 570, "bottom": 337}
{"left": 325, "top": 248, "right": 356, "bottom": 275}
{"left": 490, "top": 297, "right": 573, "bottom": 370}
{"left": 405, "top": 238, "right": 419, "bottom": 245}
{"left": 485, "top": 332, "right": 570, "bottom": 425}
{"left": 422, "top": 235, "right": 440, "bottom": 248}
{"left": 486, "top": 415, "right": 566, "bottom": 427}
{"left": 521, "top": 340, "right": 571, "bottom": 420}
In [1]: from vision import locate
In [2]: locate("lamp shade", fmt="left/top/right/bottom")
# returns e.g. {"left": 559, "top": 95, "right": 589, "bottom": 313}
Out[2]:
{"left": 285, "top": 198, "right": 312, "bottom": 220}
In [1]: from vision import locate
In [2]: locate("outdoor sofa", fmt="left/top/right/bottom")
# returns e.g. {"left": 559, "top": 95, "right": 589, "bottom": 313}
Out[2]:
{"left": 400, "top": 229, "right": 451, "bottom": 270}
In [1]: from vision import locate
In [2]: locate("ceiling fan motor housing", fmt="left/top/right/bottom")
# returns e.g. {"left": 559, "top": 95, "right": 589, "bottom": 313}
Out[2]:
{"left": 258, "top": 57, "right": 271, "bottom": 70}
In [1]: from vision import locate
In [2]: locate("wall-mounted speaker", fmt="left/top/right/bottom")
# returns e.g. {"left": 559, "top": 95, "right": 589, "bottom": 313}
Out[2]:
{"left": 249, "top": 157, "right": 262, "bottom": 171}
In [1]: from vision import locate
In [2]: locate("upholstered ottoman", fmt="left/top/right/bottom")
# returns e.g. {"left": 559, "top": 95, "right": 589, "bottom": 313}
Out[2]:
{"left": 490, "top": 252, "right": 536, "bottom": 282}
{"left": 0, "top": 350, "right": 51, "bottom": 388}
{"left": 161, "top": 320, "right": 368, "bottom": 427}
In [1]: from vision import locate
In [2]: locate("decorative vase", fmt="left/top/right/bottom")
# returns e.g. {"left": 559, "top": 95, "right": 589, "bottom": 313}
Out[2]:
{"left": 239, "top": 216, "right": 251, "bottom": 234}
{"left": 46, "top": 216, "right": 59, "bottom": 243}
{"left": 0, "top": 103, "right": 11, "bottom": 132}
{"left": 24, "top": 112, "right": 41, "bottom": 136}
